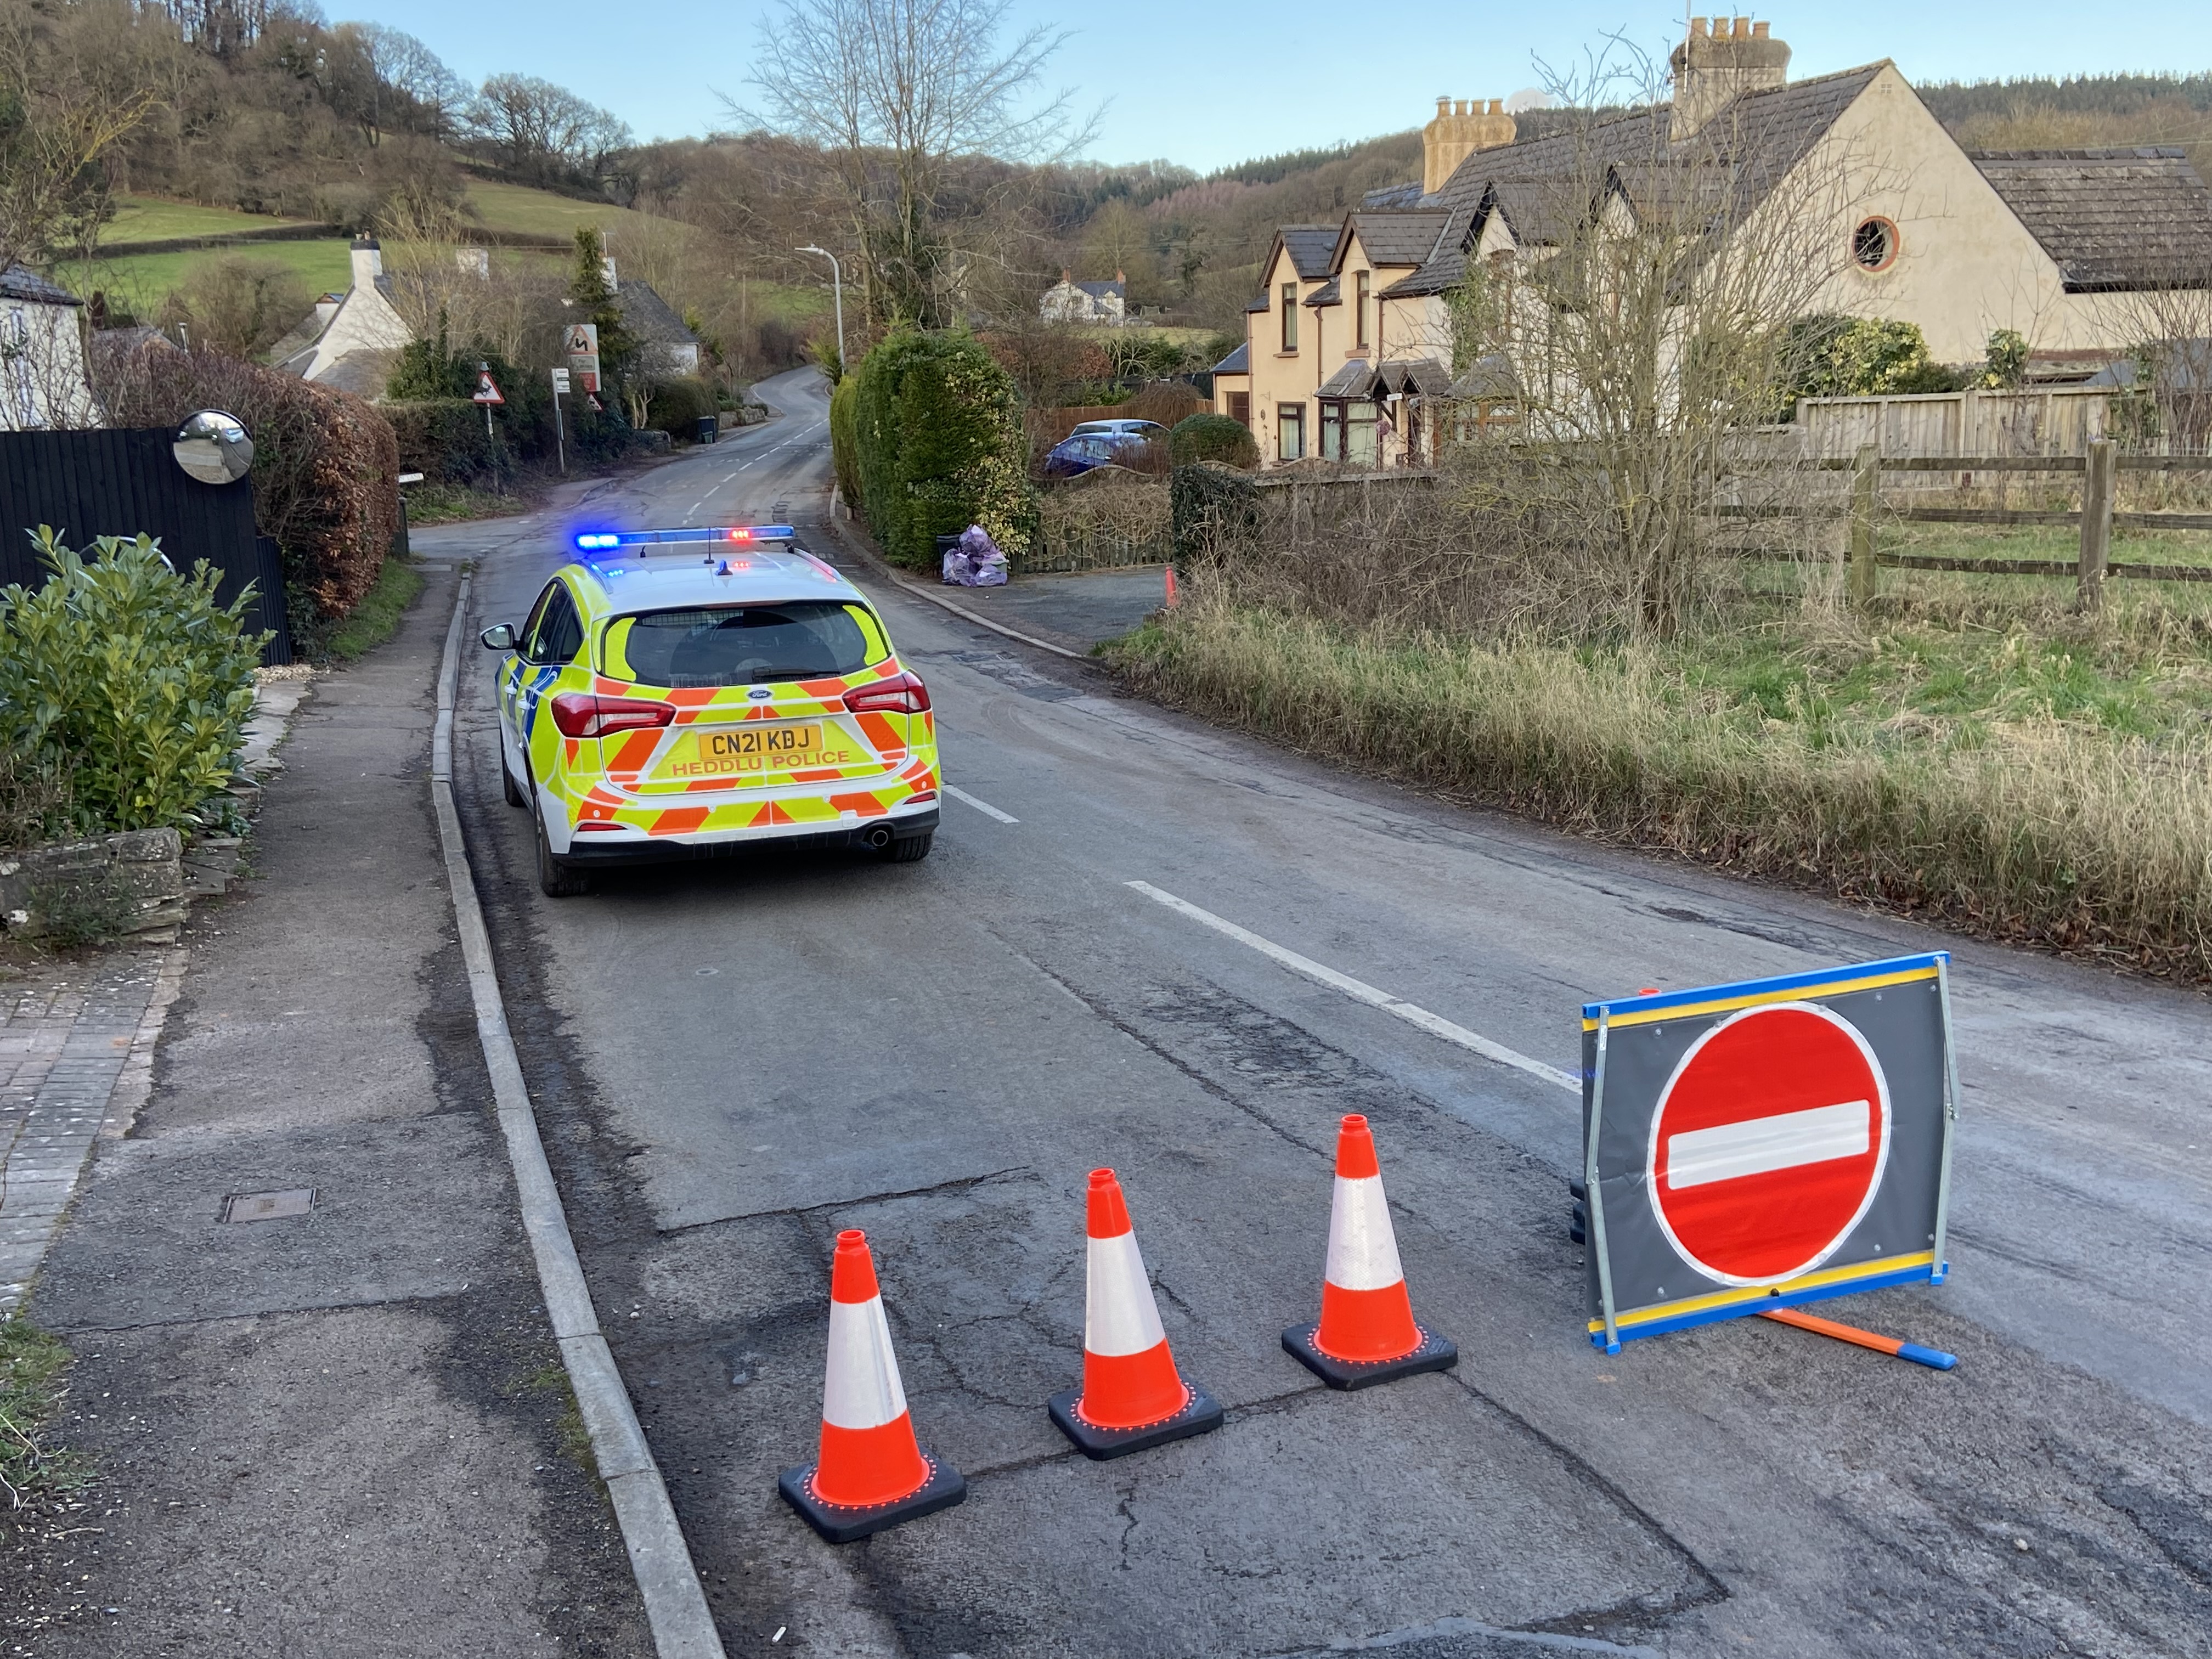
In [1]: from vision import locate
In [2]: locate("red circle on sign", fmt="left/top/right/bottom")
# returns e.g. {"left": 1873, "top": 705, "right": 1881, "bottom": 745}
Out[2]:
{"left": 1646, "top": 1002, "right": 1889, "bottom": 1286}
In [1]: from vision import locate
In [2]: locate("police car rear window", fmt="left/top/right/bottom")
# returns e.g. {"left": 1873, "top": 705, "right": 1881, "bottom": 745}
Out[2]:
{"left": 617, "top": 603, "right": 873, "bottom": 687}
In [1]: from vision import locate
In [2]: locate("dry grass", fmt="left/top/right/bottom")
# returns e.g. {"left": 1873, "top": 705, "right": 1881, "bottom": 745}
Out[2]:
{"left": 1031, "top": 471, "right": 1170, "bottom": 571}
{"left": 1108, "top": 591, "right": 2212, "bottom": 981}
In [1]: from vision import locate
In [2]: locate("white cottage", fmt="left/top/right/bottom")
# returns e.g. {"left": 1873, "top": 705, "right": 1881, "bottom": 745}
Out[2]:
{"left": 0, "top": 265, "right": 101, "bottom": 431}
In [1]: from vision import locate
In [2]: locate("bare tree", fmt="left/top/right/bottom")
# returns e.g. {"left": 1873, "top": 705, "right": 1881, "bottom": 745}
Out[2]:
{"left": 0, "top": 0, "right": 162, "bottom": 272}
{"left": 735, "top": 0, "right": 1095, "bottom": 326}
{"left": 466, "top": 73, "right": 633, "bottom": 185}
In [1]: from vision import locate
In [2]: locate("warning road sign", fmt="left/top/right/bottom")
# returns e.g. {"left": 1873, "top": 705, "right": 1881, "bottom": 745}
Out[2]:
{"left": 1648, "top": 1003, "right": 1890, "bottom": 1286}
{"left": 564, "top": 322, "right": 601, "bottom": 393}
{"left": 472, "top": 370, "right": 505, "bottom": 406}
{"left": 1579, "top": 953, "right": 1957, "bottom": 1353}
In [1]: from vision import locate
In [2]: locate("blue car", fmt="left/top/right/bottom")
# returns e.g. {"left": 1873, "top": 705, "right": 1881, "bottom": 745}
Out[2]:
{"left": 1043, "top": 419, "right": 1168, "bottom": 478}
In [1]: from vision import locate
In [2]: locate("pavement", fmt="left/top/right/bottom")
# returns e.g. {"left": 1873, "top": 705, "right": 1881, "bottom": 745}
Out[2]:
{"left": 421, "top": 364, "right": 2212, "bottom": 1658}
{"left": 4, "top": 557, "right": 654, "bottom": 1655}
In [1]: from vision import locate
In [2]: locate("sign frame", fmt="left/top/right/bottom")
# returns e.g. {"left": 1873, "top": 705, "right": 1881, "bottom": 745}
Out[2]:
{"left": 1581, "top": 952, "right": 1959, "bottom": 1355}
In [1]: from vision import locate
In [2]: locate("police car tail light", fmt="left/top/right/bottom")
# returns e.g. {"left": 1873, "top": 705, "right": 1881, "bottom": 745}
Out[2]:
{"left": 549, "top": 693, "right": 675, "bottom": 739}
{"left": 842, "top": 672, "right": 931, "bottom": 715}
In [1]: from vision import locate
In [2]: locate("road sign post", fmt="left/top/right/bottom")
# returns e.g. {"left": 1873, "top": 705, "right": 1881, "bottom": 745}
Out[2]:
{"left": 472, "top": 363, "right": 505, "bottom": 440}
{"left": 550, "top": 366, "right": 570, "bottom": 475}
{"left": 1580, "top": 952, "right": 1956, "bottom": 1355}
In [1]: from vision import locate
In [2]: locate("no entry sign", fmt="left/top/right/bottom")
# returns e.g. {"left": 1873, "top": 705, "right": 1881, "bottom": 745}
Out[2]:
{"left": 1581, "top": 954, "right": 1957, "bottom": 1353}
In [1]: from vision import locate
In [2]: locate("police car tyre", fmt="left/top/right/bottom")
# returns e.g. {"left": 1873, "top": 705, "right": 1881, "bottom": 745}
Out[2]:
{"left": 884, "top": 831, "right": 933, "bottom": 863}
{"left": 500, "top": 749, "right": 527, "bottom": 808}
{"left": 534, "top": 806, "right": 591, "bottom": 897}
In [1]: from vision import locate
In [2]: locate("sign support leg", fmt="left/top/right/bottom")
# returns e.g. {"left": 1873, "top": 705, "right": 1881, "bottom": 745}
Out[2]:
{"left": 1931, "top": 955, "right": 1961, "bottom": 1285}
{"left": 1585, "top": 1008, "right": 1621, "bottom": 1355}
{"left": 1759, "top": 1306, "right": 1956, "bottom": 1371}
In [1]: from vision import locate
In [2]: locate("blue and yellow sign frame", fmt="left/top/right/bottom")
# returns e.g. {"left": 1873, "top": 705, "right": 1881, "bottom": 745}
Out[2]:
{"left": 1580, "top": 952, "right": 1960, "bottom": 1355}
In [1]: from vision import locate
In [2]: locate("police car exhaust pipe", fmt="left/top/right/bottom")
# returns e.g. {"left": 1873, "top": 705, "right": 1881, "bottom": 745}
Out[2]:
{"left": 862, "top": 825, "right": 894, "bottom": 850}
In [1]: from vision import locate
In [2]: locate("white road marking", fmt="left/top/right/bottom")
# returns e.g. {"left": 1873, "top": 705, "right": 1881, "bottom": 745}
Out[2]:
{"left": 1125, "top": 882, "right": 1578, "bottom": 1094}
{"left": 945, "top": 785, "right": 1018, "bottom": 823}
{"left": 1666, "top": 1101, "right": 1869, "bottom": 1188}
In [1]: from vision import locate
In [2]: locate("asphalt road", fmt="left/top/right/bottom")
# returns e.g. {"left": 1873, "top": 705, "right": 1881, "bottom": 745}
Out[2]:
{"left": 419, "top": 367, "right": 2212, "bottom": 1658}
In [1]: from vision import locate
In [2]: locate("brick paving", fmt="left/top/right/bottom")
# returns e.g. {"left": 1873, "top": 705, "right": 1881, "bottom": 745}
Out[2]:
{"left": 0, "top": 951, "right": 167, "bottom": 1313}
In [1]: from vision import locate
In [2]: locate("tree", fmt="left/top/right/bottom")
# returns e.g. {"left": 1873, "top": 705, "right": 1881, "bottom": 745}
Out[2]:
{"left": 0, "top": 0, "right": 162, "bottom": 270}
{"left": 571, "top": 225, "right": 644, "bottom": 418}
{"left": 737, "top": 0, "right": 1094, "bottom": 327}
{"left": 467, "top": 73, "right": 632, "bottom": 185}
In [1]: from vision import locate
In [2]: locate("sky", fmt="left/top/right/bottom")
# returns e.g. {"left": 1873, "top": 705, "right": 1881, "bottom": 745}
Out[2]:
{"left": 346, "top": 0, "right": 2212, "bottom": 173}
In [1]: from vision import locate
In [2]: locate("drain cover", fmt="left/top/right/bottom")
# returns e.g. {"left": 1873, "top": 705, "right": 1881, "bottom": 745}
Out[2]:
{"left": 221, "top": 1188, "right": 315, "bottom": 1223}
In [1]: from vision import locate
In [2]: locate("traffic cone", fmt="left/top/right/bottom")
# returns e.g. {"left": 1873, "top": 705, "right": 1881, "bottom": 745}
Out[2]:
{"left": 1164, "top": 566, "right": 1180, "bottom": 607}
{"left": 778, "top": 1229, "right": 964, "bottom": 1542}
{"left": 1283, "top": 1115, "right": 1458, "bottom": 1389}
{"left": 1047, "top": 1168, "right": 1223, "bottom": 1459}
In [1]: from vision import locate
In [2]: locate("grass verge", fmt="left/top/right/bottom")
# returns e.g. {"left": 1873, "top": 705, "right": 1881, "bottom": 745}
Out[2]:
{"left": 1104, "top": 595, "right": 2212, "bottom": 981}
{"left": 404, "top": 482, "right": 533, "bottom": 527}
{"left": 323, "top": 557, "right": 425, "bottom": 663}
{"left": 1, "top": 1316, "right": 85, "bottom": 1527}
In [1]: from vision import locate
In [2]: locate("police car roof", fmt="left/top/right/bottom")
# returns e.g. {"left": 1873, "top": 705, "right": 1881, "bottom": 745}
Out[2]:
{"left": 571, "top": 544, "right": 865, "bottom": 615}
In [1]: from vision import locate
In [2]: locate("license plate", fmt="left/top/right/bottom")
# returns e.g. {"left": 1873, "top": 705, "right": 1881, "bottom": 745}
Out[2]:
{"left": 664, "top": 722, "right": 828, "bottom": 780}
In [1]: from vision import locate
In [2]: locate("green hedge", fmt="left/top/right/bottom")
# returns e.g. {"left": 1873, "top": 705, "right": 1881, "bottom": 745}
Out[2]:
{"left": 850, "top": 330, "right": 1034, "bottom": 566}
{"left": 384, "top": 399, "right": 502, "bottom": 487}
{"left": 1170, "top": 413, "right": 1259, "bottom": 469}
{"left": 830, "top": 373, "right": 861, "bottom": 506}
{"left": 646, "top": 377, "right": 719, "bottom": 438}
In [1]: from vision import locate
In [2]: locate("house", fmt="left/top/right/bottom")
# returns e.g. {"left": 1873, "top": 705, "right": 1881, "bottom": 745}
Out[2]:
{"left": 1041, "top": 270, "right": 1128, "bottom": 326}
{"left": 272, "top": 237, "right": 414, "bottom": 396}
{"left": 605, "top": 265, "right": 704, "bottom": 378}
{"left": 1225, "top": 15, "right": 2212, "bottom": 468}
{"left": 0, "top": 265, "right": 101, "bottom": 432}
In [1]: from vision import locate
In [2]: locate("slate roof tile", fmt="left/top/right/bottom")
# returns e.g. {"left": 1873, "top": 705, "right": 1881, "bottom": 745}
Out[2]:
{"left": 1972, "top": 149, "right": 2212, "bottom": 291}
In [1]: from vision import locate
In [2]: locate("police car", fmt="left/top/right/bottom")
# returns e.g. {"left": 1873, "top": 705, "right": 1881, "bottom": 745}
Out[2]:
{"left": 481, "top": 525, "right": 939, "bottom": 896}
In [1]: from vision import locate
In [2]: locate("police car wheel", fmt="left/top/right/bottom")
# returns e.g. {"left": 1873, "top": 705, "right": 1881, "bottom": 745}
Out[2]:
{"left": 535, "top": 808, "right": 591, "bottom": 897}
{"left": 884, "top": 831, "right": 933, "bottom": 864}
{"left": 500, "top": 750, "right": 527, "bottom": 809}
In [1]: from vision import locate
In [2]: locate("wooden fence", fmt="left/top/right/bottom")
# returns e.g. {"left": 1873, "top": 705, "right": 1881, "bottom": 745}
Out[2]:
{"left": 1791, "top": 387, "right": 2115, "bottom": 460}
{"left": 1025, "top": 383, "right": 1209, "bottom": 448}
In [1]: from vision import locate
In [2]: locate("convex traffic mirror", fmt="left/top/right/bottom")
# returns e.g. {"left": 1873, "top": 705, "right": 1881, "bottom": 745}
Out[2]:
{"left": 172, "top": 409, "right": 253, "bottom": 484}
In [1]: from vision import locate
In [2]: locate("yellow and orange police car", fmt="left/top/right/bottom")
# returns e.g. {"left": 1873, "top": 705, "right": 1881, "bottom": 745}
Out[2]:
{"left": 481, "top": 525, "right": 939, "bottom": 895}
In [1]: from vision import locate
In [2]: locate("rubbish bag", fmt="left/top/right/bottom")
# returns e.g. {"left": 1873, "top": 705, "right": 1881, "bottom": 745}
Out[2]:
{"left": 940, "top": 523, "right": 1009, "bottom": 587}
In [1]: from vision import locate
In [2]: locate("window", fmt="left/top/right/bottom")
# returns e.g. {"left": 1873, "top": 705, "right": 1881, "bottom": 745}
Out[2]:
{"left": 1277, "top": 403, "right": 1305, "bottom": 461}
{"left": 1280, "top": 282, "right": 1299, "bottom": 351}
{"left": 1346, "top": 402, "right": 1378, "bottom": 467}
{"left": 1852, "top": 216, "right": 1899, "bottom": 273}
{"left": 1355, "top": 272, "right": 1370, "bottom": 349}
{"left": 1227, "top": 391, "right": 1250, "bottom": 427}
{"left": 617, "top": 603, "right": 877, "bottom": 689}
{"left": 526, "top": 582, "right": 584, "bottom": 664}
{"left": 1320, "top": 402, "right": 1342, "bottom": 459}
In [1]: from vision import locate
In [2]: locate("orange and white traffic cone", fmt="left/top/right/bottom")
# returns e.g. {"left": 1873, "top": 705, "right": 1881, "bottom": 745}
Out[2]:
{"left": 1047, "top": 1168, "right": 1223, "bottom": 1459}
{"left": 779, "top": 1229, "right": 964, "bottom": 1542}
{"left": 1283, "top": 1115, "right": 1458, "bottom": 1389}
{"left": 1164, "top": 566, "right": 1180, "bottom": 608}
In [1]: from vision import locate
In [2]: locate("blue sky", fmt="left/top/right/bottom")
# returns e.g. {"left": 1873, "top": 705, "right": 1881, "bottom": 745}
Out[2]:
{"left": 346, "top": 1, "right": 2212, "bottom": 173}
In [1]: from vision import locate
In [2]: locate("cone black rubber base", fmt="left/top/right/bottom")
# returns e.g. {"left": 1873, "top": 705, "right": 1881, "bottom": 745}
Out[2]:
{"left": 1047, "top": 1384, "right": 1224, "bottom": 1460}
{"left": 777, "top": 1450, "right": 966, "bottom": 1543}
{"left": 1282, "top": 1321, "right": 1458, "bottom": 1390}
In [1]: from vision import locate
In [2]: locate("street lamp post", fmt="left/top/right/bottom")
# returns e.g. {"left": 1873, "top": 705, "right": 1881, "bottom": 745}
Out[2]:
{"left": 797, "top": 245, "right": 845, "bottom": 375}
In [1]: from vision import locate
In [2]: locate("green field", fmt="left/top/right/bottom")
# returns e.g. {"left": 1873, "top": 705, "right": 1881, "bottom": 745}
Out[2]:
{"left": 54, "top": 240, "right": 358, "bottom": 317}
{"left": 103, "top": 194, "right": 315, "bottom": 246}
{"left": 460, "top": 177, "right": 673, "bottom": 244}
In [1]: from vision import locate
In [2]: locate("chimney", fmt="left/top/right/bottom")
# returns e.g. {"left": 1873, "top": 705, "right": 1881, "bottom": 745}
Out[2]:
{"left": 1115, "top": 268, "right": 1126, "bottom": 285}
{"left": 1062, "top": 267, "right": 1072, "bottom": 283}
{"left": 348, "top": 235, "right": 382, "bottom": 291}
{"left": 1670, "top": 15, "right": 1791, "bottom": 139}
{"left": 600, "top": 255, "right": 618, "bottom": 292}
{"left": 1422, "top": 95, "right": 1516, "bottom": 195}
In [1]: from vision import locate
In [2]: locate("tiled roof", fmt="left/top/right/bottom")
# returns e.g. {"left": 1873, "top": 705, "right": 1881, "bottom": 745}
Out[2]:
{"left": 1, "top": 264, "right": 82, "bottom": 306}
{"left": 1277, "top": 225, "right": 1340, "bottom": 280}
{"left": 615, "top": 279, "right": 701, "bottom": 348}
{"left": 1316, "top": 359, "right": 1372, "bottom": 397}
{"left": 1305, "top": 277, "right": 1341, "bottom": 307}
{"left": 1244, "top": 292, "right": 1270, "bottom": 313}
{"left": 1972, "top": 149, "right": 2212, "bottom": 292}
{"left": 1372, "top": 357, "right": 1453, "bottom": 397}
{"left": 1074, "top": 278, "right": 1126, "bottom": 299}
{"left": 1387, "top": 64, "right": 1886, "bottom": 298}
{"left": 1343, "top": 211, "right": 1450, "bottom": 267}
{"left": 1361, "top": 182, "right": 1430, "bottom": 210}
{"left": 1212, "top": 341, "right": 1250, "bottom": 374}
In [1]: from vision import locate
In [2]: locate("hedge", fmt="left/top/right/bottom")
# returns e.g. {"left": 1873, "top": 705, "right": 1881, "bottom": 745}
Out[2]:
{"left": 384, "top": 398, "right": 502, "bottom": 487}
{"left": 96, "top": 344, "right": 401, "bottom": 639}
{"left": 645, "top": 377, "right": 718, "bottom": 439}
{"left": 830, "top": 373, "right": 861, "bottom": 506}
{"left": 850, "top": 330, "right": 1034, "bottom": 566}
{"left": 1170, "top": 413, "right": 1259, "bottom": 470}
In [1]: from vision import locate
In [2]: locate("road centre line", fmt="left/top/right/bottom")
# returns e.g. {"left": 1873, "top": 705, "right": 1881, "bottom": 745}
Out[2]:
{"left": 944, "top": 784, "right": 1018, "bottom": 823}
{"left": 1125, "top": 881, "right": 1579, "bottom": 1095}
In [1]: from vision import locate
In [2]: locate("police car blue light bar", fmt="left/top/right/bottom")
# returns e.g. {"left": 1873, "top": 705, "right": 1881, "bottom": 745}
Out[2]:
{"left": 574, "top": 525, "right": 796, "bottom": 551}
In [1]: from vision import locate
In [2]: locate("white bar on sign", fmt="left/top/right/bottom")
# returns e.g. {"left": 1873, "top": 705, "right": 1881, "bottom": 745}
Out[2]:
{"left": 1666, "top": 1101, "right": 1870, "bottom": 1189}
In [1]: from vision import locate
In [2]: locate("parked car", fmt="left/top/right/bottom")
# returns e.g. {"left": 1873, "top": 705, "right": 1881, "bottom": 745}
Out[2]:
{"left": 1043, "top": 419, "right": 1169, "bottom": 478}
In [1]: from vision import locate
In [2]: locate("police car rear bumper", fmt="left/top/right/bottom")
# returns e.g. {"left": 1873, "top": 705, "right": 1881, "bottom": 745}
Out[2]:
{"left": 556, "top": 807, "right": 939, "bottom": 865}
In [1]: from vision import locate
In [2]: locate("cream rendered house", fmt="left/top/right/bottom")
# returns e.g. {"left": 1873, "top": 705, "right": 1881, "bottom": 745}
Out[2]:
{"left": 1227, "top": 15, "right": 2212, "bottom": 468}
{"left": 0, "top": 265, "right": 101, "bottom": 431}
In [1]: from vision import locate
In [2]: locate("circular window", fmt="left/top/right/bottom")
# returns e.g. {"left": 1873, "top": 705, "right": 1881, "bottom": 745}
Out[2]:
{"left": 1852, "top": 217, "right": 1900, "bottom": 273}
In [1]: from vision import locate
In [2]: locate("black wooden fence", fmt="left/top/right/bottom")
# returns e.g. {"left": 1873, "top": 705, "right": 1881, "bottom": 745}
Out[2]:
{"left": 0, "top": 427, "right": 295, "bottom": 663}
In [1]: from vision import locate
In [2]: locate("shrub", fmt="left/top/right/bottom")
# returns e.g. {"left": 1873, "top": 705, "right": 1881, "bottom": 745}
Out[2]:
{"left": 830, "top": 373, "right": 861, "bottom": 505}
{"left": 95, "top": 345, "right": 402, "bottom": 641}
{"left": 383, "top": 398, "right": 502, "bottom": 487}
{"left": 1170, "top": 413, "right": 1259, "bottom": 469}
{"left": 850, "top": 330, "right": 1035, "bottom": 566}
{"left": 1779, "top": 315, "right": 1961, "bottom": 407}
{"left": 0, "top": 746, "right": 81, "bottom": 853}
{"left": 645, "top": 376, "right": 718, "bottom": 438}
{"left": 0, "top": 529, "right": 266, "bottom": 834}
{"left": 1170, "top": 463, "right": 1261, "bottom": 563}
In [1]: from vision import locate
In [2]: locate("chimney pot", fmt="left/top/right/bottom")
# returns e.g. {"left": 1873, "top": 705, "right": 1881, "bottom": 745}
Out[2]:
{"left": 1690, "top": 15, "right": 1707, "bottom": 35}
{"left": 1736, "top": 16, "right": 1752, "bottom": 37}
{"left": 1752, "top": 19, "right": 1769, "bottom": 36}
{"left": 1488, "top": 98, "right": 1504, "bottom": 115}
{"left": 1437, "top": 96, "right": 1452, "bottom": 117}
